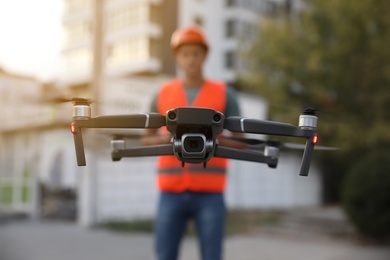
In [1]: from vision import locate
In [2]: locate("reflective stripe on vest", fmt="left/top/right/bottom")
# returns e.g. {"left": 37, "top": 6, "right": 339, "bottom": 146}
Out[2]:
{"left": 159, "top": 166, "right": 226, "bottom": 175}
{"left": 156, "top": 79, "right": 228, "bottom": 192}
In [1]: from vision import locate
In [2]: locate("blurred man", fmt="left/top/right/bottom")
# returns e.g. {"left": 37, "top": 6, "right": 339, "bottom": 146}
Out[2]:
{"left": 143, "top": 25, "right": 243, "bottom": 260}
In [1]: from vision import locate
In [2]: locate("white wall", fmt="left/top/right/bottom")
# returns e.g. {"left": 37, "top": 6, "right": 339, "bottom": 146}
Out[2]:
{"left": 96, "top": 156, "right": 158, "bottom": 222}
{"left": 226, "top": 154, "right": 322, "bottom": 209}
{"left": 227, "top": 92, "right": 321, "bottom": 209}
{"left": 178, "top": 0, "right": 262, "bottom": 83}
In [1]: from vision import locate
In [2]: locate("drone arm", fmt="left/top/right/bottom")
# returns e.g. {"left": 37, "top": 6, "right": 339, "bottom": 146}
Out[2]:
{"left": 75, "top": 113, "right": 166, "bottom": 129}
{"left": 71, "top": 113, "right": 166, "bottom": 166}
{"left": 224, "top": 117, "right": 309, "bottom": 137}
{"left": 112, "top": 144, "right": 174, "bottom": 161}
{"left": 141, "top": 129, "right": 172, "bottom": 146}
{"left": 224, "top": 116, "right": 320, "bottom": 176}
{"left": 214, "top": 146, "right": 278, "bottom": 168}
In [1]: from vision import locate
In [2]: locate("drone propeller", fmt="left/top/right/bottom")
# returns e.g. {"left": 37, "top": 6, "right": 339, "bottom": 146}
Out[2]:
{"left": 281, "top": 142, "right": 338, "bottom": 151}
{"left": 59, "top": 97, "right": 94, "bottom": 105}
{"left": 30, "top": 96, "right": 94, "bottom": 105}
{"left": 222, "top": 136, "right": 338, "bottom": 151}
{"left": 71, "top": 97, "right": 93, "bottom": 105}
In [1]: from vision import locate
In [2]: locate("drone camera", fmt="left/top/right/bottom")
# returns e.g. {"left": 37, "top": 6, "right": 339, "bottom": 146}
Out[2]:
{"left": 166, "top": 107, "right": 225, "bottom": 163}
{"left": 183, "top": 134, "right": 205, "bottom": 153}
{"left": 181, "top": 133, "right": 213, "bottom": 159}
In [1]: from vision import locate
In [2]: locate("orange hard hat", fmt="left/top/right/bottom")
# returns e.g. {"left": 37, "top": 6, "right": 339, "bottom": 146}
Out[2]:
{"left": 170, "top": 26, "right": 209, "bottom": 52}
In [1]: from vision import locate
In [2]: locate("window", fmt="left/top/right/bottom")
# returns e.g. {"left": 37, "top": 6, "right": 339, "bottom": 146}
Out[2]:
{"left": 226, "top": 20, "right": 236, "bottom": 38}
{"left": 64, "top": 21, "right": 91, "bottom": 46}
{"left": 225, "top": 51, "right": 236, "bottom": 69}
{"left": 234, "top": 0, "right": 269, "bottom": 13}
{"left": 239, "top": 21, "right": 258, "bottom": 41}
{"left": 107, "top": 37, "right": 150, "bottom": 68}
{"left": 226, "top": 0, "right": 235, "bottom": 7}
{"left": 106, "top": 3, "right": 149, "bottom": 34}
{"left": 65, "top": 48, "right": 92, "bottom": 74}
{"left": 264, "top": 0, "right": 277, "bottom": 16}
{"left": 65, "top": 0, "right": 92, "bottom": 14}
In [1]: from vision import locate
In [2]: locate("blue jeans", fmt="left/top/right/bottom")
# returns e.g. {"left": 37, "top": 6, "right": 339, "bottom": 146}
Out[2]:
{"left": 155, "top": 191, "right": 226, "bottom": 260}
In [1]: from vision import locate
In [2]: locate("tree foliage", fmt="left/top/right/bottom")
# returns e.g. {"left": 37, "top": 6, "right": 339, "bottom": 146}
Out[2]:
{"left": 241, "top": 0, "right": 390, "bottom": 150}
{"left": 342, "top": 148, "right": 390, "bottom": 241}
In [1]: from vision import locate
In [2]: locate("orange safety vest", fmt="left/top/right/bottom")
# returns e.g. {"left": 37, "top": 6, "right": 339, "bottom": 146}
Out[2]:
{"left": 156, "top": 79, "right": 228, "bottom": 192}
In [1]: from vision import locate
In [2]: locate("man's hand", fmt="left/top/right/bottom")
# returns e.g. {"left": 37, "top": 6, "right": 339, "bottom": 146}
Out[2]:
{"left": 217, "top": 133, "right": 248, "bottom": 149}
{"left": 141, "top": 129, "right": 172, "bottom": 145}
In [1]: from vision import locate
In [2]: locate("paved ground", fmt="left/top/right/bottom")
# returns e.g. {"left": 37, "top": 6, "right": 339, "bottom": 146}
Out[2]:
{"left": 1, "top": 219, "right": 389, "bottom": 260}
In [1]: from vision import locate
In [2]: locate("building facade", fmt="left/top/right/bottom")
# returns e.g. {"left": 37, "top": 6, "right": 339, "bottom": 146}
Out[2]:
{"left": 0, "top": 0, "right": 316, "bottom": 226}
{"left": 59, "top": 0, "right": 320, "bottom": 226}
{"left": 61, "top": 0, "right": 178, "bottom": 85}
{"left": 0, "top": 68, "right": 70, "bottom": 218}
{"left": 57, "top": 0, "right": 319, "bottom": 226}
{"left": 61, "top": 0, "right": 301, "bottom": 85}
{"left": 179, "top": 0, "right": 300, "bottom": 85}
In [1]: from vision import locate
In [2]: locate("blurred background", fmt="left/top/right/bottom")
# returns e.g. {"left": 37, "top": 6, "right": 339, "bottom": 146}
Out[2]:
{"left": 0, "top": 0, "right": 389, "bottom": 259}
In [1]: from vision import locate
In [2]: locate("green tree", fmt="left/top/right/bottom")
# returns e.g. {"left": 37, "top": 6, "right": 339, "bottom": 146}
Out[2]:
{"left": 342, "top": 148, "right": 390, "bottom": 241}
{"left": 240, "top": 0, "right": 390, "bottom": 202}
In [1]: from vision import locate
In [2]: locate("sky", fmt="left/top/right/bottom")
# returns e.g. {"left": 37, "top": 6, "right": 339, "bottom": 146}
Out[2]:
{"left": 0, "top": 0, "right": 63, "bottom": 81}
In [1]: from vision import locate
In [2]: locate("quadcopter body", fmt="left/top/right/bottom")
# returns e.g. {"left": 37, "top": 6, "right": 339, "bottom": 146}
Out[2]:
{"left": 69, "top": 98, "right": 331, "bottom": 176}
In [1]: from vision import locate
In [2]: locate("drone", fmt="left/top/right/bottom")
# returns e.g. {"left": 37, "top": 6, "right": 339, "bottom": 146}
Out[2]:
{"left": 69, "top": 98, "right": 336, "bottom": 177}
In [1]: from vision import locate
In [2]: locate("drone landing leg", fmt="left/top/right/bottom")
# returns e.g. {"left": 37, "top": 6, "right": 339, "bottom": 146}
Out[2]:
{"left": 72, "top": 128, "right": 86, "bottom": 166}
{"left": 299, "top": 138, "right": 315, "bottom": 176}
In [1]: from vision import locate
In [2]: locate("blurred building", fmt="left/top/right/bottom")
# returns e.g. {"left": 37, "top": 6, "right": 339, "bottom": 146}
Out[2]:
{"left": 179, "top": 0, "right": 300, "bottom": 85}
{"left": 0, "top": 67, "right": 71, "bottom": 218}
{"left": 60, "top": 0, "right": 299, "bottom": 86}
{"left": 57, "top": 0, "right": 318, "bottom": 227}
{"left": 2, "top": 0, "right": 318, "bottom": 225}
{"left": 60, "top": 0, "right": 176, "bottom": 85}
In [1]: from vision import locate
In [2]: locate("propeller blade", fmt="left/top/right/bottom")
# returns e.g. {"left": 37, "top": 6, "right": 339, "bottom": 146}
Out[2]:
{"left": 282, "top": 142, "right": 339, "bottom": 150}
{"left": 314, "top": 145, "right": 339, "bottom": 151}
{"left": 112, "top": 133, "right": 163, "bottom": 140}
{"left": 224, "top": 136, "right": 338, "bottom": 151}
{"left": 32, "top": 96, "right": 94, "bottom": 105}
{"left": 50, "top": 97, "right": 74, "bottom": 103}
{"left": 71, "top": 97, "right": 93, "bottom": 105}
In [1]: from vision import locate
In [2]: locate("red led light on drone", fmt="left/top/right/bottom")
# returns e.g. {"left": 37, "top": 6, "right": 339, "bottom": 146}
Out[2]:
{"left": 312, "top": 134, "right": 318, "bottom": 145}
{"left": 70, "top": 123, "right": 76, "bottom": 134}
